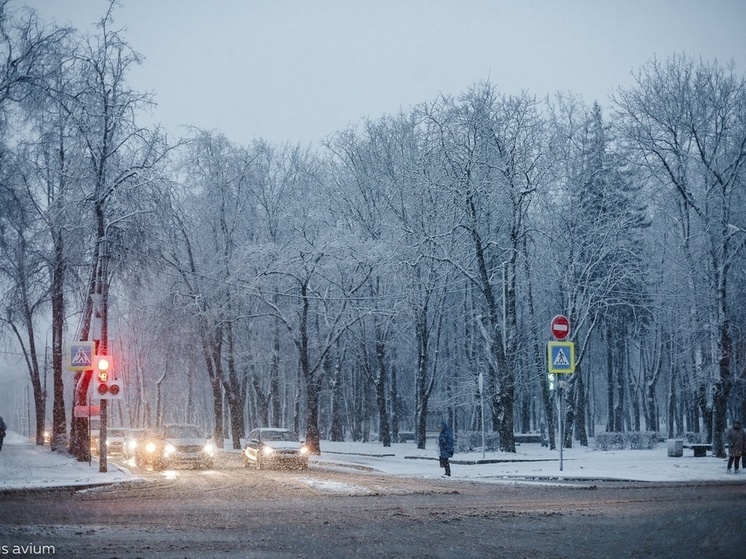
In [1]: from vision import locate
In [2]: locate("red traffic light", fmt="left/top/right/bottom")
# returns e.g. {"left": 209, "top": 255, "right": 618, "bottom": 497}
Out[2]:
{"left": 108, "top": 383, "right": 120, "bottom": 396}
{"left": 97, "top": 382, "right": 109, "bottom": 395}
{"left": 93, "top": 354, "right": 112, "bottom": 371}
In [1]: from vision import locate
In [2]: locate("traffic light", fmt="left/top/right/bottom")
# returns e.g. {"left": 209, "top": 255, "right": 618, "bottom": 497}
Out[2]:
{"left": 92, "top": 354, "right": 123, "bottom": 399}
{"left": 547, "top": 373, "right": 556, "bottom": 391}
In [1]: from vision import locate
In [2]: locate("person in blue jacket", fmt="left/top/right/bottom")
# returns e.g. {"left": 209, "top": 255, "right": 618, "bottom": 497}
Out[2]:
{"left": 438, "top": 420, "right": 454, "bottom": 476}
{"left": 0, "top": 416, "right": 6, "bottom": 452}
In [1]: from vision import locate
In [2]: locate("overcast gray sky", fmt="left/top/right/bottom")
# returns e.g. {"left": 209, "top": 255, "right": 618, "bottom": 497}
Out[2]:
{"left": 15, "top": 0, "right": 746, "bottom": 146}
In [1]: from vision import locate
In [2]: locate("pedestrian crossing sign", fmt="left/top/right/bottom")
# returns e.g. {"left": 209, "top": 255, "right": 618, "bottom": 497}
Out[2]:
{"left": 547, "top": 341, "right": 575, "bottom": 374}
{"left": 66, "top": 341, "right": 95, "bottom": 371}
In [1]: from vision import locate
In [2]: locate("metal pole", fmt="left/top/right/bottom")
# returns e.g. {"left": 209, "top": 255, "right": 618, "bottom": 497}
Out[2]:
{"left": 558, "top": 384, "right": 564, "bottom": 472}
{"left": 98, "top": 233, "right": 109, "bottom": 473}
{"left": 479, "top": 372, "right": 485, "bottom": 460}
{"left": 99, "top": 399, "right": 107, "bottom": 472}
{"left": 88, "top": 394, "right": 92, "bottom": 467}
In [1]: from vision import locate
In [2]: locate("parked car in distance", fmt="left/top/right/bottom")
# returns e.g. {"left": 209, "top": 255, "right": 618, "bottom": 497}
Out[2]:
{"left": 89, "top": 426, "right": 127, "bottom": 457}
{"left": 243, "top": 428, "right": 309, "bottom": 470}
{"left": 106, "top": 428, "right": 127, "bottom": 455}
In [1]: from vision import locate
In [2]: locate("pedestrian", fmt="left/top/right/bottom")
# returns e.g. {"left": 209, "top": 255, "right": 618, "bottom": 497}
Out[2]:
{"left": 726, "top": 421, "right": 745, "bottom": 473}
{"left": 0, "top": 416, "right": 6, "bottom": 452}
{"left": 438, "top": 420, "right": 454, "bottom": 477}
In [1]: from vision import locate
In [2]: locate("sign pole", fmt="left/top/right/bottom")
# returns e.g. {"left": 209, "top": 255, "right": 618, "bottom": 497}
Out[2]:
{"left": 479, "top": 372, "right": 485, "bottom": 460}
{"left": 558, "top": 384, "right": 564, "bottom": 471}
{"left": 549, "top": 315, "right": 571, "bottom": 472}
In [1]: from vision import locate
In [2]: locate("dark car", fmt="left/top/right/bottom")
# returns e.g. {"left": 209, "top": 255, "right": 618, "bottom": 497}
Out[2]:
{"left": 132, "top": 429, "right": 166, "bottom": 469}
{"left": 122, "top": 428, "right": 145, "bottom": 459}
{"left": 243, "top": 428, "right": 309, "bottom": 470}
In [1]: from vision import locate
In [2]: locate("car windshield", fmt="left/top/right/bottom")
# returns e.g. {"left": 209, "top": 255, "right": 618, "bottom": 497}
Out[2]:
{"left": 163, "top": 426, "right": 203, "bottom": 439}
{"left": 262, "top": 430, "right": 296, "bottom": 442}
{"left": 108, "top": 429, "right": 126, "bottom": 438}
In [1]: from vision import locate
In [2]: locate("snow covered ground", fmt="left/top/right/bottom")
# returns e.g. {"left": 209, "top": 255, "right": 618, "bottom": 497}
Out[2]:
{"left": 1, "top": 430, "right": 744, "bottom": 492}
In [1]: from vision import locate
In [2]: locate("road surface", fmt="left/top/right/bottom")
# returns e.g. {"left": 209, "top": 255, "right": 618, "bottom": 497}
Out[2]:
{"left": 1, "top": 458, "right": 743, "bottom": 558}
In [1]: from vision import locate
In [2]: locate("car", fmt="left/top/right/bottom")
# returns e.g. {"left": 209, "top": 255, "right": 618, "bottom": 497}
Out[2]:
{"left": 243, "top": 428, "right": 309, "bottom": 470}
{"left": 90, "top": 427, "right": 125, "bottom": 456}
{"left": 123, "top": 428, "right": 146, "bottom": 459}
{"left": 133, "top": 424, "right": 216, "bottom": 470}
{"left": 132, "top": 429, "right": 166, "bottom": 469}
{"left": 160, "top": 423, "right": 216, "bottom": 469}
{"left": 105, "top": 428, "right": 127, "bottom": 455}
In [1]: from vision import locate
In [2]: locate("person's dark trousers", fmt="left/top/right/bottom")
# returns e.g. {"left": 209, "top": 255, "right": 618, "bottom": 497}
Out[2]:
{"left": 727, "top": 456, "right": 741, "bottom": 471}
{"left": 440, "top": 457, "right": 451, "bottom": 476}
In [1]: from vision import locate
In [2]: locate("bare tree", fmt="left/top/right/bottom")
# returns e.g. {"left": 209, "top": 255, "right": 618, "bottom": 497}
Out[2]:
{"left": 615, "top": 54, "right": 746, "bottom": 456}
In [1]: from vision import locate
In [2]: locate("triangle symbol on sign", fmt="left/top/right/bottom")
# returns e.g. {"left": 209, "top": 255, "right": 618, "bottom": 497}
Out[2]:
{"left": 553, "top": 349, "right": 569, "bottom": 366}
{"left": 72, "top": 348, "right": 91, "bottom": 365}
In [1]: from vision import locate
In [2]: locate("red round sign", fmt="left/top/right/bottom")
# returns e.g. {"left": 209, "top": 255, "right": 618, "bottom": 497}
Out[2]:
{"left": 550, "top": 315, "right": 570, "bottom": 340}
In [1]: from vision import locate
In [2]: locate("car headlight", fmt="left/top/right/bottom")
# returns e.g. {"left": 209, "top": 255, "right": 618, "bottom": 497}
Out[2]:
{"left": 262, "top": 446, "right": 275, "bottom": 456}
{"left": 128, "top": 440, "right": 137, "bottom": 450}
{"left": 145, "top": 442, "right": 157, "bottom": 453}
{"left": 203, "top": 443, "right": 216, "bottom": 455}
{"left": 164, "top": 444, "right": 176, "bottom": 457}
{"left": 299, "top": 446, "right": 309, "bottom": 455}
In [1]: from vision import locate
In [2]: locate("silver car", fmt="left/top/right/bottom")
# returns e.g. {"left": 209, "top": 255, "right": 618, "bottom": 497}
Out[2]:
{"left": 160, "top": 424, "right": 216, "bottom": 469}
{"left": 243, "top": 428, "right": 309, "bottom": 470}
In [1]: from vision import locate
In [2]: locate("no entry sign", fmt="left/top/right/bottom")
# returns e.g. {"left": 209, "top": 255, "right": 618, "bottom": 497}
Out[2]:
{"left": 550, "top": 315, "right": 570, "bottom": 340}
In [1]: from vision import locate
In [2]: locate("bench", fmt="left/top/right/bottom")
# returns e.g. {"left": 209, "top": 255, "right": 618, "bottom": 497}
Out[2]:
{"left": 397, "top": 431, "right": 415, "bottom": 443}
{"left": 514, "top": 433, "right": 544, "bottom": 444}
{"left": 684, "top": 443, "right": 711, "bottom": 457}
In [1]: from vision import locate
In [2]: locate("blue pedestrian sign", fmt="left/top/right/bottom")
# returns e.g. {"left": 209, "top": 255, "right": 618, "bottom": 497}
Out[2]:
{"left": 547, "top": 341, "right": 575, "bottom": 374}
{"left": 67, "top": 341, "right": 95, "bottom": 371}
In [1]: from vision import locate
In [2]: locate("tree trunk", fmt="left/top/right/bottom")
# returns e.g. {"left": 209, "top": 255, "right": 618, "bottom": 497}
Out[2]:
{"left": 606, "top": 327, "right": 615, "bottom": 431}
{"left": 575, "top": 366, "right": 588, "bottom": 446}
{"left": 414, "top": 308, "right": 434, "bottom": 450}
{"left": 270, "top": 318, "right": 282, "bottom": 426}
{"left": 390, "top": 362, "right": 400, "bottom": 444}
{"left": 374, "top": 334, "right": 391, "bottom": 447}
{"left": 330, "top": 354, "right": 345, "bottom": 442}
{"left": 520, "top": 239, "right": 556, "bottom": 449}
{"left": 50, "top": 232, "right": 67, "bottom": 449}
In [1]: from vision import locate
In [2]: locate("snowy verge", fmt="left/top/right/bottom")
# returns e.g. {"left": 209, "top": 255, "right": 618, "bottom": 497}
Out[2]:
{"left": 2, "top": 431, "right": 745, "bottom": 492}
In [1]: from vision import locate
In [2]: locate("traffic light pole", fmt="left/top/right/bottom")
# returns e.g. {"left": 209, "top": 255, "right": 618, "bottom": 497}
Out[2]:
{"left": 97, "top": 232, "right": 110, "bottom": 474}
{"left": 99, "top": 398, "right": 107, "bottom": 473}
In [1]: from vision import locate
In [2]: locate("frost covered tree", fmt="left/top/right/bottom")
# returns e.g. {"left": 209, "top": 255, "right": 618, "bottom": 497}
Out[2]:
{"left": 0, "top": 2, "right": 71, "bottom": 447}
{"left": 53, "top": 5, "right": 165, "bottom": 460}
{"left": 615, "top": 54, "right": 746, "bottom": 457}
{"left": 545, "top": 95, "right": 650, "bottom": 447}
